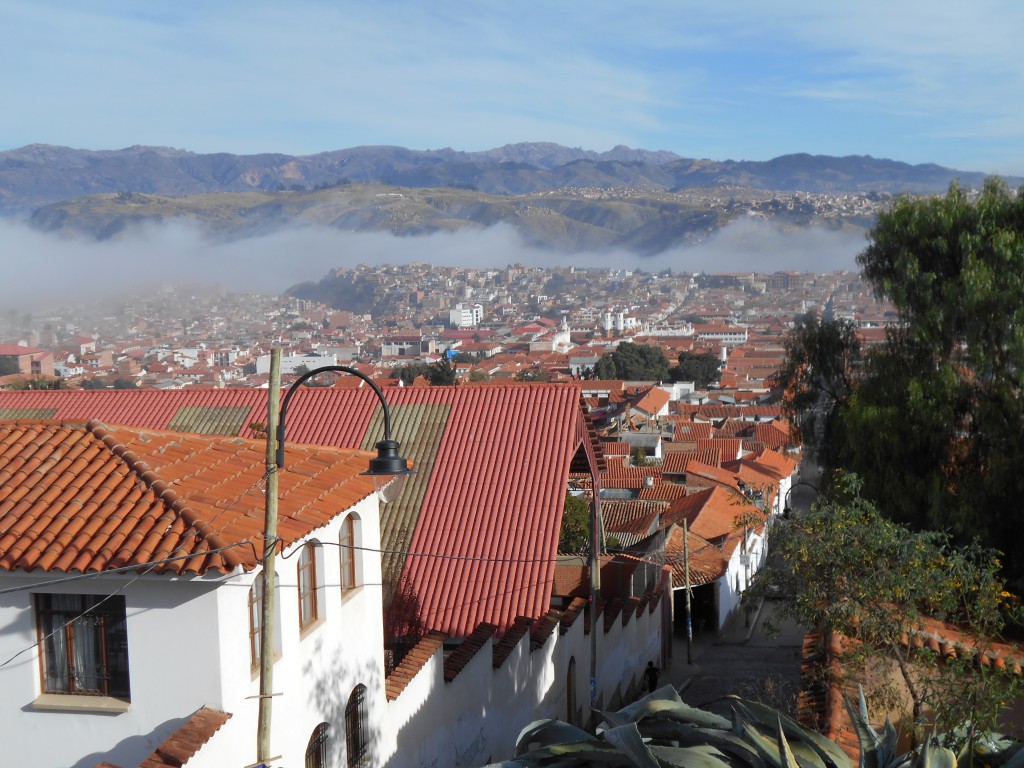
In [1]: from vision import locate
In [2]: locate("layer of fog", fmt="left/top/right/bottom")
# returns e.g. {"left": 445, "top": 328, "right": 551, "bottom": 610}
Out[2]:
{"left": 0, "top": 217, "right": 866, "bottom": 312}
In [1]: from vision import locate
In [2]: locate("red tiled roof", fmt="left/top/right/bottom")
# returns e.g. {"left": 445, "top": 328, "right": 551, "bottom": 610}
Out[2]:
{"left": 601, "top": 500, "right": 667, "bottom": 537}
{"left": 385, "top": 630, "right": 446, "bottom": 701}
{"left": 662, "top": 449, "right": 722, "bottom": 474}
{"left": 664, "top": 486, "right": 758, "bottom": 557}
{"left": 665, "top": 524, "right": 727, "bottom": 587}
{"left": 0, "top": 385, "right": 600, "bottom": 637}
{"left": 403, "top": 385, "right": 592, "bottom": 636}
{"left": 139, "top": 707, "right": 232, "bottom": 768}
{"left": 696, "top": 438, "right": 742, "bottom": 461}
{"left": 0, "top": 420, "right": 375, "bottom": 575}
{"left": 637, "top": 484, "right": 689, "bottom": 501}
{"left": 632, "top": 387, "right": 670, "bottom": 417}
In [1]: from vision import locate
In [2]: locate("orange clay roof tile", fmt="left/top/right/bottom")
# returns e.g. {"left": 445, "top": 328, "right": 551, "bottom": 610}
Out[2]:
{"left": 0, "top": 419, "right": 375, "bottom": 575}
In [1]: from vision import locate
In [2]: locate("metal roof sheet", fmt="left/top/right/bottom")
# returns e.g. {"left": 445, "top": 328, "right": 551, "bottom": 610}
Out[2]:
{"left": 0, "top": 385, "right": 597, "bottom": 636}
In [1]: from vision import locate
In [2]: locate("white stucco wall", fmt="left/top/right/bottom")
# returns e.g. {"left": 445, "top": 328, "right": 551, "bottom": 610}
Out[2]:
{"left": 381, "top": 595, "right": 667, "bottom": 768}
{"left": 0, "top": 493, "right": 383, "bottom": 768}
{"left": 0, "top": 569, "right": 228, "bottom": 768}
{"left": 715, "top": 531, "right": 767, "bottom": 630}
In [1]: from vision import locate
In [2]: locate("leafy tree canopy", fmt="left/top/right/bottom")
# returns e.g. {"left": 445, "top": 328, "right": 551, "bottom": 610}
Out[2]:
{"left": 593, "top": 343, "right": 671, "bottom": 381}
{"left": 515, "top": 368, "right": 550, "bottom": 382}
{"left": 751, "top": 472, "right": 1022, "bottom": 741}
{"left": 396, "top": 356, "right": 457, "bottom": 386}
{"left": 558, "top": 493, "right": 591, "bottom": 554}
{"left": 778, "top": 179, "right": 1024, "bottom": 586}
{"left": 669, "top": 350, "right": 722, "bottom": 388}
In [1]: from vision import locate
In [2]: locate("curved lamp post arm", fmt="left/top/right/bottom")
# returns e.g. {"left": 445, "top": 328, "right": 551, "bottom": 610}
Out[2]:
{"left": 277, "top": 365, "right": 394, "bottom": 467}
{"left": 275, "top": 364, "right": 413, "bottom": 502}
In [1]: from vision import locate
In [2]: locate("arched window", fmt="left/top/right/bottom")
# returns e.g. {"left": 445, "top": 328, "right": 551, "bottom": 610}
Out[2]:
{"left": 345, "top": 683, "right": 368, "bottom": 767}
{"left": 305, "top": 722, "right": 330, "bottom": 768}
{"left": 248, "top": 580, "right": 263, "bottom": 669}
{"left": 340, "top": 515, "right": 360, "bottom": 592}
{"left": 298, "top": 543, "right": 318, "bottom": 629}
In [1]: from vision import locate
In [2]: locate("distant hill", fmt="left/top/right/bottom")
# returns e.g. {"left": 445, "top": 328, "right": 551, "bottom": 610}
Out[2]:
{"left": 25, "top": 185, "right": 751, "bottom": 255}
{"left": 1, "top": 142, "right": 1014, "bottom": 216}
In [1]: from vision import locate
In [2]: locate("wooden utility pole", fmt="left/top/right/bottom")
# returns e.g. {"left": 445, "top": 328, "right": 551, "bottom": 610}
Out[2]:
{"left": 257, "top": 348, "right": 281, "bottom": 765}
{"left": 683, "top": 518, "right": 693, "bottom": 665}
{"left": 588, "top": 491, "right": 602, "bottom": 712}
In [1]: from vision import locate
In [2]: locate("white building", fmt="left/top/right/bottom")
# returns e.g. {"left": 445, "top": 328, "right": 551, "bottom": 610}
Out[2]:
{"left": 0, "top": 420, "right": 385, "bottom": 768}
{"left": 449, "top": 303, "right": 484, "bottom": 329}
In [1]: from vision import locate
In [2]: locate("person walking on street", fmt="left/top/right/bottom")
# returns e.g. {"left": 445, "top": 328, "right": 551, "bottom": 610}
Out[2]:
{"left": 643, "top": 661, "right": 659, "bottom": 693}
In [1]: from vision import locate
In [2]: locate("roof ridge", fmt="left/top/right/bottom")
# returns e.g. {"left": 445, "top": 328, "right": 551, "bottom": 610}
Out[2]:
{"left": 86, "top": 420, "right": 245, "bottom": 571}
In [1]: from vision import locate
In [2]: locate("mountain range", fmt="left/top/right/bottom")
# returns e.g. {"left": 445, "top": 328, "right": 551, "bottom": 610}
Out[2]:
{"left": 3, "top": 143, "right": 1017, "bottom": 255}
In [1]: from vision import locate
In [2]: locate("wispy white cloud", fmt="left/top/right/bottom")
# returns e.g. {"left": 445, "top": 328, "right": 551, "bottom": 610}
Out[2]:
{"left": 1, "top": 0, "right": 1022, "bottom": 173}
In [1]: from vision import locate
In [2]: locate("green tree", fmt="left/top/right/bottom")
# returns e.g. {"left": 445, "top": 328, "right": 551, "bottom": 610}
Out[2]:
{"left": 426, "top": 355, "right": 457, "bottom": 386}
{"left": 670, "top": 350, "right": 723, "bottom": 388}
{"left": 773, "top": 313, "right": 861, "bottom": 465}
{"left": 468, "top": 369, "right": 490, "bottom": 382}
{"left": 751, "top": 473, "right": 1021, "bottom": 743}
{"left": 515, "top": 368, "right": 550, "bottom": 382}
{"left": 593, "top": 343, "right": 671, "bottom": 381}
{"left": 559, "top": 493, "right": 591, "bottom": 553}
{"left": 777, "top": 180, "right": 1024, "bottom": 586}
{"left": 396, "top": 357, "right": 457, "bottom": 386}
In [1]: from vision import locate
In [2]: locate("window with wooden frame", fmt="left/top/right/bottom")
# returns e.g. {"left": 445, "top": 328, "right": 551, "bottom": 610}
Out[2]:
{"left": 340, "top": 516, "right": 357, "bottom": 592}
{"left": 298, "top": 543, "right": 318, "bottom": 629}
{"left": 36, "top": 593, "right": 130, "bottom": 700}
{"left": 248, "top": 580, "right": 263, "bottom": 669}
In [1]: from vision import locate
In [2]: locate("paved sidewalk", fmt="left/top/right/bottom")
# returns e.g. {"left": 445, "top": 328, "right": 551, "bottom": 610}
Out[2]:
{"left": 664, "top": 600, "right": 807, "bottom": 717}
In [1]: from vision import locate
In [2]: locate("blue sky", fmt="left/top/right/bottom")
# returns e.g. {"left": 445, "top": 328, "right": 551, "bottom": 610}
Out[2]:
{"left": 3, "top": 1, "right": 1023, "bottom": 175}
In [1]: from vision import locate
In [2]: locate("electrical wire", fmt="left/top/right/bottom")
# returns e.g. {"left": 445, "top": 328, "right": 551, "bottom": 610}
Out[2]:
{"left": 0, "top": 470, "right": 270, "bottom": 671}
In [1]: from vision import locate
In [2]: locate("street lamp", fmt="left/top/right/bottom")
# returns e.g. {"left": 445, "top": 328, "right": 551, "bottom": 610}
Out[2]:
{"left": 782, "top": 480, "right": 820, "bottom": 518}
{"left": 257, "top": 360, "right": 413, "bottom": 765}
{"left": 277, "top": 364, "right": 414, "bottom": 503}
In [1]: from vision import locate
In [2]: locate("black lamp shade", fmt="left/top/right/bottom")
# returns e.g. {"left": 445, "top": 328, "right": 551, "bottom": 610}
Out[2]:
{"left": 362, "top": 439, "right": 414, "bottom": 503}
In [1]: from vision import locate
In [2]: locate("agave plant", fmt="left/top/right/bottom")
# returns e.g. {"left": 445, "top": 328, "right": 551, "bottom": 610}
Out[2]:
{"left": 483, "top": 686, "right": 1024, "bottom": 768}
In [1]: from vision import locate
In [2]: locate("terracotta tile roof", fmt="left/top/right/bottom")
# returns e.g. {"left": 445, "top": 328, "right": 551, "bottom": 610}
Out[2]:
{"left": 662, "top": 449, "right": 722, "bottom": 474}
{"left": 493, "top": 617, "right": 533, "bottom": 668}
{"left": 637, "top": 484, "right": 689, "bottom": 501}
{"left": 680, "top": 459, "right": 743, "bottom": 492}
{"left": 138, "top": 707, "right": 232, "bottom": 768}
{"left": 631, "top": 387, "right": 670, "bottom": 417}
{"left": 602, "top": 456, "right": 664, "bottom": 489}
{"left": 0, "top": 385, "right": 601, "bottom": 637}
{"left": 401, "top": 385, "right": 594, "bottom": 637}
{"left": 753, "top": 420, "right": 793, "bottom": 449}
{"left": 443, "top": 623, "right": 497, "bottom": 682}
{"left": 602, "top": 441, "right": 631, "bottom": 456}
{"left": 531, "top": 608, "right": 563, "bottom": 650}
{"left": 664, "top": 524, "right": 728, "bottom": 587}
{"left": 740, "top": 447, "right": 799, "bottom": 480}
{"left": 0, "top": 420, "right": 374, "bottom": 575}
{"left": 385, "top": 630, "right": 446, "bottom": 701}
{"left": 697, "top": 437, "right": 742, "bottom": 460}
{"left": 663, "top": 416, "right": 712, "bottom": 442}
{"left": 664, "top": 486, "right": 757, "bottom": 559}
{"left": 601, "top": 500, "right": 668, "bottom": 536}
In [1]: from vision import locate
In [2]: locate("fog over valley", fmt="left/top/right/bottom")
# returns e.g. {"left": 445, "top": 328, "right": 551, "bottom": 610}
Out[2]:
{"left": 0, "top": 217, "right": 864, "bottom": 312}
